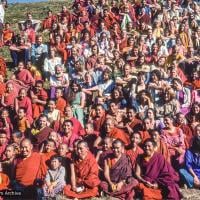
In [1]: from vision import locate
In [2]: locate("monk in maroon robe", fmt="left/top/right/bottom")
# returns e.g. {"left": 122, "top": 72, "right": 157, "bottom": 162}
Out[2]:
{"left": 100, "top": 139, "right": 138, "bottom": 200}
{"left": 63, "top": 141, "right": 100, "bottom": 199}
{"left": 14, "top": 62, "right": 35, "bottom": 86}
{"left": 135, "top": 139, "right": 181, "bottom": 200}
{"left": 30, "top": 115, "right": 53, "bottom": 151}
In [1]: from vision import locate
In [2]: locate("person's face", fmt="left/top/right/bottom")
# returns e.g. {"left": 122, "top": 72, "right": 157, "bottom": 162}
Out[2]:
{"left": 102, "top": 138, "right": 111, "bottom": 151}
{"left": 20, "top": 141, "right": 32, "bottom": 158}
{"left": 5, "top": 146, "right": 15, "bottom": 159}
{"left": 164, "top": 91, "right": 171, "bottom": 101}
{"left": 138, "top": 74, "right": 145, "bottom": 83}
{"left": 85, "top": 74, "right": 92, "bottom": 83}
{"left": 192, "top": 72, "right": 198, "bottom": 80}
{"left": 39, "top": 117, "right": 47, "bottom": 128}
{"left": 45, "top": 142, "right": 55, "bottom": 153}
{"left": 144, "top": 141, "right": 154, "bottom": 156}
{"left": 113, "top": 90, "right": 120, "bottom": 99}
{"left": 177, "top": 114, "right": 185, "bottom": 125}
{"left": 164, "top": 117, "right": 173, "bottom": 128}
{"left": 109, "top": 103, "right": 118, "bottom": 113}
{"left": 55, "top": 89, "right": 62, "bottom": 98}
{"left": 196, "top": 126, "right": 200, "bottom": 137}
{"left": 158, "top": 57, "right": 165, "bottom": 66}
{"left": 35, "top": 83, "right": 42, "bottom": 91}
{"left": 92, "top": 46, "right": 98, "bottom": 54}
{"left": 105, "top": 120, "right": 114, "bottom": 133}
{"left": 85, "top": 124, "right": 93, "bottom": 134}
{"left": 63, "top": 122, "right": 73, "bottom": 134}
{"left": 173, "top": 80, "right": 181, "bottom": 90}
{"left": 193, "top": 105, "right": 200, "bottom": 114}
{"left": 58, "top": 144, "right": 68, "bottom": 156}
{"left": 51, "top": 159, "right": 60, "bottom": 170}
{"left": 103, "top": 73, "right": 109, "bottom": 81}
{"left": 131, "top": 133, "right": 141, "bottom": 146}
{"left": 18, "top": 109, "right": 25, "bottom": 119}
{"left": 1, "top": 111, "right": 8, "bottom": 119}
{"left": 48, "top": 101, "right": 56, "bottom": 111}
{"left": 148, "top": 29, "right": 153, "bottom": 37}
{"left": 127, "top": 109, "right": 135, "bottom": 120}
{"left": 147, "top": 110, "right": 154, "bottom": 119}
{"left": 113, "top": 142, "right": 123, "bottom": 158}
{"left": 6, "top": 84, "right": 13, "bottom": 93}
{"left": 56, "top": 66, "right": 62, "bottom": 74}
{"left": 77, "top": 143, "right": 88, "bottom": 160}
{"left": 151, "top": 131, "right": 160, "bottom": 142}
{"left": 37, "top": 37, "right": 42, "bottom": 44}
{"left": 0, "top": 134, "right": 6, "bottom": 145}
{"left": 19, "top": 89, "right": 26, "bottom": 99}
{"left": 139, "top": 56, "right": 145, "bottom": 64}
{"left": 133, "top": 48, "right": 138, "bottom": 55}
{"left": 48, "top": 132, "right": 57, "bottom": 141}
{"left": 72, "top": 83, "right": 79, "bottom": 92}
{"left": 64, "top": 107, "right": 73, "bottom": 118}
{"left": 144, "top": 119, "right": 152, "bottom": 130}
{"left": 0, "top": 75, "right": 4, "bottom": 83}
{"left": 151, "top": 73, "right": 158, "bottom": 82}
{"left": 96, "top": 106, "right": 104, "bottom": 117}
{"left": 124, "top": 65, "right": 130, "bottom": 75}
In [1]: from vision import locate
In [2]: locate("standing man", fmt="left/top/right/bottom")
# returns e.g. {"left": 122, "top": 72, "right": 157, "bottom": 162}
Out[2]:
{"left": 0, "top": 0, "right": 7, "bottom": 44}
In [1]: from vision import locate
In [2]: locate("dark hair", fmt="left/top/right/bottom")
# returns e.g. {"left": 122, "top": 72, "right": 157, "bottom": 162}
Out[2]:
{"left": 63, "top": 119, "right": 73, "bottom": 127}
{"left": 144, "top": 138, "right": 157, "bottom": 147}
{"left": 50, "top": 155, "right": 62, "bottom": 163}
{"left": 12, "top": 131, "right": 23, "bottom": 138}
{"left": 191, "top": 136, "right": 200, "bottom": 153}
{"left": 172, "top": 78, "right": 183, "bottom": 86}
{"left": 150, "top": 69, "right": 161, "bottom": 81}
{"left": 46, "top": 139, "right": 56, "bottom": 148}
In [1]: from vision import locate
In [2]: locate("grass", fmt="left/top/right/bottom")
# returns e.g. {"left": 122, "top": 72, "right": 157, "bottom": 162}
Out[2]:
{"left": 0, "top": 0, "right": 69, "bottom": 63}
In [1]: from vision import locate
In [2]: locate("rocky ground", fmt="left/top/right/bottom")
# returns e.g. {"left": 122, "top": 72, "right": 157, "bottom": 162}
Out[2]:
{"left": 55, "top": 189, "right": 200, "bottom": 200}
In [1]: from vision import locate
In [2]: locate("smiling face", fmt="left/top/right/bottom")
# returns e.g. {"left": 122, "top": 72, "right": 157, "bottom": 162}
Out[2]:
{"left": 77, "top": 142, "right": 88, "bottom": 160}
{"left": 20, "top": 140, "right": 33, "bottom": 158}
{"left": 113, "top": 141, "right": 123, "bottom": 158}
{"left": 144, "top": 141, "right": 155, "bottom": 157}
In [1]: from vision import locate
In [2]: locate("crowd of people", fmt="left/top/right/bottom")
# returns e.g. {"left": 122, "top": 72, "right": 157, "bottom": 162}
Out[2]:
{"left": 0, "top": 0, "right": 199, "bottom": 199}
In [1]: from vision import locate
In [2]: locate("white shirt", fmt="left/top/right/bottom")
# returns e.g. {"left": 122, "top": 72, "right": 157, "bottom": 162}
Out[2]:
{"left": 0, "top": 4, "right": 5, "bottom": 24}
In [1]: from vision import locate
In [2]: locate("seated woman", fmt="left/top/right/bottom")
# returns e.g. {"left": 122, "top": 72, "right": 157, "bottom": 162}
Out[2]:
{"left": 100, "top": 139, "right": 138, "bottom": 200}
{"left": 66, "top": 80, "right": 85, "bottom": 126}
{"left": 179, "top": 136, "right": 200, "bottom": 188}
{"left": 186, "top": 102, "right": 200, "bottom": 131}
{"left": 135, "top": 139, "right": 181, "bottom": 200}
{"left": 161, "top": 115, "right": 186, "bottom": 168}
{"left": 172, "top": 78, "right": 191, "bottom": 115}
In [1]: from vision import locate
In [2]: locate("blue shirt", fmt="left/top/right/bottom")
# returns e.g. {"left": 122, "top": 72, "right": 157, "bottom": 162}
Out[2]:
{"left": 185, "top": 149, "right": 200, "bottom": 178}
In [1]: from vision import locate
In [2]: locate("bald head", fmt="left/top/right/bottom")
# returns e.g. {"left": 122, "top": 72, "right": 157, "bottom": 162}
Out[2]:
{"left": 20, "top": 139, "right": 33, "bottom": 158}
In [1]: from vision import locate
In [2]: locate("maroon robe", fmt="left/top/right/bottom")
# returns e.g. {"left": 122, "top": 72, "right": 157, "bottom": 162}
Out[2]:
{"left": 30, "top": 126, "right": 53, "bottom": 151}
{"left": 16, "top": 69, "right": 35, "bottom": 86}
{"left": 100, "top": 153, "right": 138, "bottom": 200}
{"left": 137, "top": 152, "right": 181, "bottom": 200}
